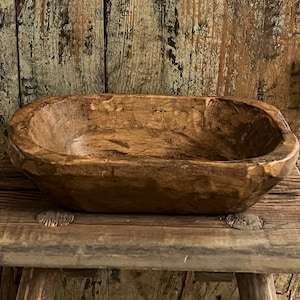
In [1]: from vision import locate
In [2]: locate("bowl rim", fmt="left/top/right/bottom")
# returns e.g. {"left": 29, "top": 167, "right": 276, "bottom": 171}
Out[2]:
{"left": 7, "top": 93, "right": 299, "bottom": 173}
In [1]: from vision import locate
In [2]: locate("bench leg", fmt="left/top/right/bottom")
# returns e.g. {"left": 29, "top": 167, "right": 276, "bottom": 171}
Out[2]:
{"left": 16, "top": 268, "right": 61, "bottom": 300}
{"left": 236, "top": 273, "right": 277, "bottom": 300}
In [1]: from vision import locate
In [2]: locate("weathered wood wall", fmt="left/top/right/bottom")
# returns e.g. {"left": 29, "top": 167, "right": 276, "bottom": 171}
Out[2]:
{"left": 1, "top": 0, "right": 299, "bottom": 129}
{"left": 0, "top": 0, "right": 299, "bottom": 299}
{"left": 0, "top": 0, "right": 19, "bottom": 145}
{"left": 17, "top": 0, "right": 105, "bottom": 106}
{"left": 106, "top": 0, "right": 300, "bottom": 141}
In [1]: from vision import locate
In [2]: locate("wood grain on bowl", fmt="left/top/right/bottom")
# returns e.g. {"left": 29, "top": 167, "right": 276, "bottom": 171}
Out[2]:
{"left": 7, "top": 94, "right": 299, "bottom": 213}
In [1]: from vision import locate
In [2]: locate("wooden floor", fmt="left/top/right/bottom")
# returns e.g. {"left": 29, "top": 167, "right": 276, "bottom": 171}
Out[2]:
{"left": 0, "top": 150, "right": 300, "bottom": 299}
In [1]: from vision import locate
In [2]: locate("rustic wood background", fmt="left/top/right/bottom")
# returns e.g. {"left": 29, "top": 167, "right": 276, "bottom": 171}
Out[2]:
{"left": 0, "top": 0, "right": 299, "bottom": 299}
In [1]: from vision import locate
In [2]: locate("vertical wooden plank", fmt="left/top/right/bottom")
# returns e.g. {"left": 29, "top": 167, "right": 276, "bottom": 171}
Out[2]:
{"left": 0, "top": 0, "right": 19, "bottom": 142}
{"left": 105, "top": 0, "right": 165, "bottom": 94}
{"left": 0, "top": 267, "right": 22, "bottom": 300}
{"left": 236, "top": 273, "right": 277, "bottom": 300}
{"left": 216, "top": 0, "right": 266, "bottom": 98}
{"left": 17, "top": 0, "right": 105, "bottom": 105}
{"left": 164, "top": 0, "right": 226, "bottom": 96}
{"left": 107, "top": 269, "right": 186, "bottom": 299}
{"left": 54, "top": 269, "right": 108, "bottom": 300}
{"left": 259, "top": 0, "right": 297, "bottom": 133}
{"left": 16, "top": 268, "right": 61, "bottom": 300}
{"left": 179, "top": 272, "right": 239, "bottom": 300}
{"left": 163, "top": 0, "right": 265, "bottom": 97}
{"left": 254, "top": 0, "right": 300, "bottom": 135}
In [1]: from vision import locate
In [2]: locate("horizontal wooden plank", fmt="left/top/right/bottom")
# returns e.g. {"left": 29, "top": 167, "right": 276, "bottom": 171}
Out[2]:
{"left": 0, "top": 224, "right": 300, "bottom": 272}
{"left": 0, "top": 155, "right": 300, "bottom": 272}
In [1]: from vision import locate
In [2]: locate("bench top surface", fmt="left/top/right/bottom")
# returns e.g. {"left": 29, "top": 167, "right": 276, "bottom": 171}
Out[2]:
{"left": 0, "top": 153, "right": 299, "bottom": 272}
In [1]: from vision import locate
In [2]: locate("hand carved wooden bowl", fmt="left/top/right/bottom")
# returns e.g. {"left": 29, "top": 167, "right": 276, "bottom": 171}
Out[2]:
{"left": 7, "top": 94, "right": 299, "bottom": 214}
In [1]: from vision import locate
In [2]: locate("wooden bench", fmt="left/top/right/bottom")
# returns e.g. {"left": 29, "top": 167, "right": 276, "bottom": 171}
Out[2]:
{"left": 0, "top": 154, "right": 299, "bottom": 299}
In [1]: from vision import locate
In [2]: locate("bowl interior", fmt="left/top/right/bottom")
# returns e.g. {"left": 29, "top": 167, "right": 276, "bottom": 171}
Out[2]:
{"left": 28, "top": 95, "right": 283, "bottom": 161}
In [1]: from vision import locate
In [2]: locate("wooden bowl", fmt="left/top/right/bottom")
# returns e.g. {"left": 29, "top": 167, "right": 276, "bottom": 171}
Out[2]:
{"left": 7, "top": 94, "right": 299, "bottom": 214}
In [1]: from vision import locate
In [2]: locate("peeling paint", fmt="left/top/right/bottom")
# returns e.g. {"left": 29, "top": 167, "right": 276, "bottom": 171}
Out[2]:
{"left": 83, "top": 21, "right": 95, "bottom": 55}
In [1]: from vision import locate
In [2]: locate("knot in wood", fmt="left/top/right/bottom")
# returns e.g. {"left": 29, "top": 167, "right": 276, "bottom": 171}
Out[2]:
{"left": 36, "top": 210, "right": 75, "bottom": 227}
{"left": 226, "top": 213, "right": 264, "bottom": 230}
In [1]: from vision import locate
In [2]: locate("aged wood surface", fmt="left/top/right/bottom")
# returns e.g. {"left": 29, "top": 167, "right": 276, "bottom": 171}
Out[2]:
{"left": 54, "top": 269, "right": 108, "bottom": 300}
{"left": 0, "top": 154, "right": 299, "bottom": 274}
{"left": 274, "top": 274, "right": 300, "bottom": 300}
{"left": 173, "top": 0, "right": 300, "bottom": 136}
{"left": 0, "top": 267, "right": 22, "bottom": 300}
{"left": 1, "top": 269, "right": 299, "bottom": 300}
{"left": 17, "top": 0, "right": 105, "bottom": 106}
{"left": 7, "top": 94, "right": 299, "bottom": 214}
{"left": 236, "top": 273, "right": 277, "bottom": 300}
{"left": 16, "top": 268, "right": 61, "bottom": 300}
{"left": 105, "top": 0, "right": 165, "bottom": 94}
{"left": 0, "top": 0, "right": 20, "bottom": 145}
{"left": 179, "top": 272, "right": 238, "bottom": 300}
{"left": 103, "top": 269, "right": 186, "bottom": 300}
{"left": 53, "top": 270, "right": 300, "bottom": 300}
{"left": 105, "top": 0, "right": 300, "bottom": 138}
{"left": 1, "top": 0, "right": 299, "bottom": 298}
{"left": 163, "top": 0, "right": 227, "bottom": 96}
